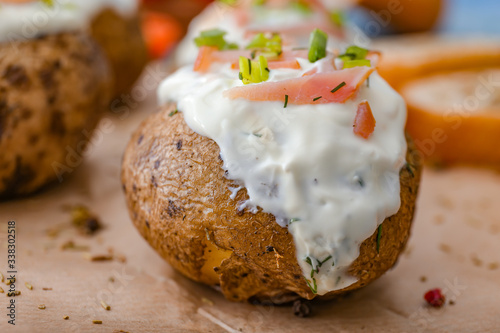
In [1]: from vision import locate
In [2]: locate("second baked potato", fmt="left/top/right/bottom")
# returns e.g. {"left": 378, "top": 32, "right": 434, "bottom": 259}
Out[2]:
{"left": 0, "top": 32, "right": 112, "bottom": 198}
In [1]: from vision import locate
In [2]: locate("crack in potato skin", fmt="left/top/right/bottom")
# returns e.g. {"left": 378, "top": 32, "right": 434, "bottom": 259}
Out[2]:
{"left": 122, "top": 104, "right": 422, "bottom": 303}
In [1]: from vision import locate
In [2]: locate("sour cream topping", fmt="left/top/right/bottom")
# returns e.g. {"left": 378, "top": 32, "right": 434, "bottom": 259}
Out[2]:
{"left": 0, "top": 0, "right": 137, "bottom": 43}
{"left": 174, "top": 1, "right": 351, "bottom": 66}
{"left": 158, "top": 55, "right": 407, "bottom": 294}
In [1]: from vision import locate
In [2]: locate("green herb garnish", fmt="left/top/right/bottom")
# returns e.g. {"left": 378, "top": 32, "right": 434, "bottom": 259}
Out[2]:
{"left": 284, "top": 95, "right": 289, "bottom": 108}
{"left": 318, "top": 255, "right": 332, "bottom": 267}
{"left": 376, "top": 224, "right": 382, "bottom": 253}
{"left": 308, "top": 28, "right": 328, "bottom": 63}
{"left": 343, "top": 59, "right": 371, "bottom": 68}
{"left": 168, "top": 109, "right": 179, "bottom": 117}
{"left": 246, "top": 33, "right": 282, "bottom": 59}
{"left": 194, "top": 29, "right": 238, "bottom": 50}
{"left": 313, "top": 96, "right": 322, "bottom": 102}
{"left": 239, "top": 55, "right": 269, "bottom": 85}
{"left": 305, "top": 277, "right": 318, "bottom": 294}
{"left": 291, "top": 0, "right": 312, "bottom": 14}
{"left": 41, "top": 0, "right": 54, "bottom": 8}
{"left": 331, "top": 81, "right": 346, "bottom": 94}
{"left": 330, "top": 10, "right": 345, "bottom": 28}
{"left": 339, "top": 45, "right": 369, "bottom": 61}
{"left": 216, "top": 0, "right": 239, "bottom": 6}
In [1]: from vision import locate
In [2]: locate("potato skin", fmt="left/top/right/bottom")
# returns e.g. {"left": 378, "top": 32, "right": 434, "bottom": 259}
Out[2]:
{"left": 122, "top": 105, "right": 422, "bottom": 303}
{"left": 90, "top": 9, "right": 148, "bottom": 97}
{"left": 0, "top": 33, "right": 112, "bottom": 199}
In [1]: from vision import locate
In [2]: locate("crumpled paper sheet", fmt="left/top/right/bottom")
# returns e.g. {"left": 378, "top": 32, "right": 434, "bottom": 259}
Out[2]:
{"left": 1, "top": 65, "right": 500, "bottom": 333}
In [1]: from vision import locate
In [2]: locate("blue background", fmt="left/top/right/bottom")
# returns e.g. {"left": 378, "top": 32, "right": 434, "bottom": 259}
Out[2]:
{"left": 351, "top": 0, "right": 500, "bottom": 36}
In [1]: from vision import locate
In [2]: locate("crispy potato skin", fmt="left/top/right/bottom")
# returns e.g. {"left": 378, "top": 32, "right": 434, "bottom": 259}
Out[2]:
{"left": 122, "top": 105, "right": 422, "bottom": 303}
{"left": 90, "top": 9, "right": 148, "bottom": 97}
{"left": 0, "top": 33, "right": 112, "bottom": 198}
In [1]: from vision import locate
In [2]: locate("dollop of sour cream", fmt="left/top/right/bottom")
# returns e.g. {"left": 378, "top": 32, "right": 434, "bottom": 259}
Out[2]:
{"left": 0, "top": 0, "right": 137, "bottom": 43}
{"left": 158, "top": 55, "right": 407, "bottom": 295}
{"left": 175, "top": 2, "right": 351, "bottom": 67}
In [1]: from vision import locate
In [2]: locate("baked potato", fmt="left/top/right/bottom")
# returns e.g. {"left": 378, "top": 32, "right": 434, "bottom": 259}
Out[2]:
{"left": 122, "top": 104, "right": 422, "bottom": 303}
{"left": 0, "top": 32, "right": 112, "bottom": 199}
{"left": 90, "top": 8, "right": 148, "bottom": 97}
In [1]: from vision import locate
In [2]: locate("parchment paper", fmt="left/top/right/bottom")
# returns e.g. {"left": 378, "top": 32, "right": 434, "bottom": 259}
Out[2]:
{"left": 0, "top": 63, "right": 499, "bottom": 333}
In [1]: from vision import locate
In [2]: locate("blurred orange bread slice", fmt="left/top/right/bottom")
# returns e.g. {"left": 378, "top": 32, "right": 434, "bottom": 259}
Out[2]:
{"left": 400, "top": 68, "right": 500, "bottom": 166}
{"left": 374, "top": 35, "right": 500, "bottom": 89}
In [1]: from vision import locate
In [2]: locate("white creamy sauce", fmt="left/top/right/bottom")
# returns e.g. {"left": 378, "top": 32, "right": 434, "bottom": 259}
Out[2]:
{"left": 0, "top": 0, "right": 137, "bottom": 43}
{"left": 158, "top": 56, "right": 407, "bottom": 294}
{"left": 175, "top": 2, "right": 347, "bottom": 66}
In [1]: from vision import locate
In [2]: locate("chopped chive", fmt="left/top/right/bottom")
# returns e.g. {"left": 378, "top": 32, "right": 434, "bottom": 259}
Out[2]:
{"left": 366, "top": 76, "right": 370, "bottom": 88}
{"left": 238, "top": 72, "right": 243, "bottom": 80}
{"left": 343, "top": 59, "right": 371, "bottom": 68}
{"left": 339, "top": 45, "right": 369, "bottom": 60}
{"left": 376, "top": 225, "right": 382, "bottom": 253}
{"left": 265, "top": 67, "right": 270, "bottom": 72}
{"left": 305, "top": 277, "right": 318, "bottom": 294}
{"left": 248, "top": 58, "right": 252, "bottom": 75}
{"left": 318, "top": 255, "right": 332, "bottom": 267}
{"left": 250, "top": 50, "right": 256, "bottom": 59}
{"left": 313, "top": 96, "right": 322, "bottom": 102}
{"left": 308, "top": 28, "right": 328, "bottom": 63}
{"left": 168, "top": 109, "right": 178, "bottom": 117}
{"left": 284, "top": 94, "right": 289, "bottom": 108}
{"left": 331, "top": 81, "right": 346, "bottom": 94}
{"left": 289, "top": 217, "right": 300, "bottom": 224}
{"left": 194, "top": 28, "right": 238, "bottom": 50}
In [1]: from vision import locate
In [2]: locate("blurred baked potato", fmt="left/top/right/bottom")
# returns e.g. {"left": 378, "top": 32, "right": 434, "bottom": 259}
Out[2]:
{"left": 122, "top": 105, "right": 422, "bottom": 303}
{"left": 0, "top": 32, "right": 112, "bottom": 199}
{"left": 90, "top": 8, "right": 148, "bottom": 97}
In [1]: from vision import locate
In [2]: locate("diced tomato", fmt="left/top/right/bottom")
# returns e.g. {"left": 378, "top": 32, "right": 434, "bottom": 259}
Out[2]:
{"left": 223, "top": 67, "right": 375, "bottom": 104}
{"left": 142, "top": 11, "right": 183, "bottom": 59}
{"left": 353, "top": 101, "right": 376, "bottom": 139}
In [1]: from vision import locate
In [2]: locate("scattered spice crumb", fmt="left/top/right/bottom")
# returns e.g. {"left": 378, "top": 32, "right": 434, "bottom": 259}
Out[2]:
{"left": 6, "top": 277, "right": 15, "bottom": 285}
{"left": 437, "top": 196, "right": 454, "bottom": 209}
{"left": 60, "top": 240, "right": 90, "bottom": 252}
{"left": 433, "top": 215, "right": 444, "bottom": 225}
{"left": 25, "top": 282, "right": 33, "bottom": 290}
{"left": 439, "top": 243, "right": 451, "bottom": 254}
{"left": 449, "top": 300, "right": 455, "bottom": 305}
{"left": 109, "top": 277, "right": 115, "bottom": 283}
{"left": 201, "top": 297, "right": 214, "bottom": 306}
{"left": 113, "top": 330, "right": 129, "bottom": 333}
{"left": 115, "top": 255, "right": 127, "bottom": 263}
{"left": 42, "top": 287, "right": 53, "bottom": 291}
{"left": 38, "top": 304, "right": 46, "bottom": 310}
{"left": 7, "top": 291, "right": 21, "bottom": 297}
{"left": 92, "top": 320, "right": 103, "bottom": 325}
{"left": 420, "top": 276, "right": 427, "bottom": 283}
{"left": 488, "top": 262, "right": 499, "bottom": 270}
{"left": 83, "top": 253, "right": 113, "bottom": 262}
{"left": 293, "top": 300, "right": 311, "bottom": 317}
{"left": 0, "top": 271, "right": 4, "bottom": 283}
{"left": 71, "top": 205, "right": 103, "bottom": 235}
{"left": 100, "top": 300, "right": 111, "bottom": 311}
{"left": 0, "top": 287, "right": 3, "bottom": 293}
{"left": 63, "top": 316, "right": 69, "bottom": 320}
{"left": 424, "top": 288, "right": 445, "bottom": 308}
{"left": 471, "top": 254, "right": 483, "bottom": 267}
